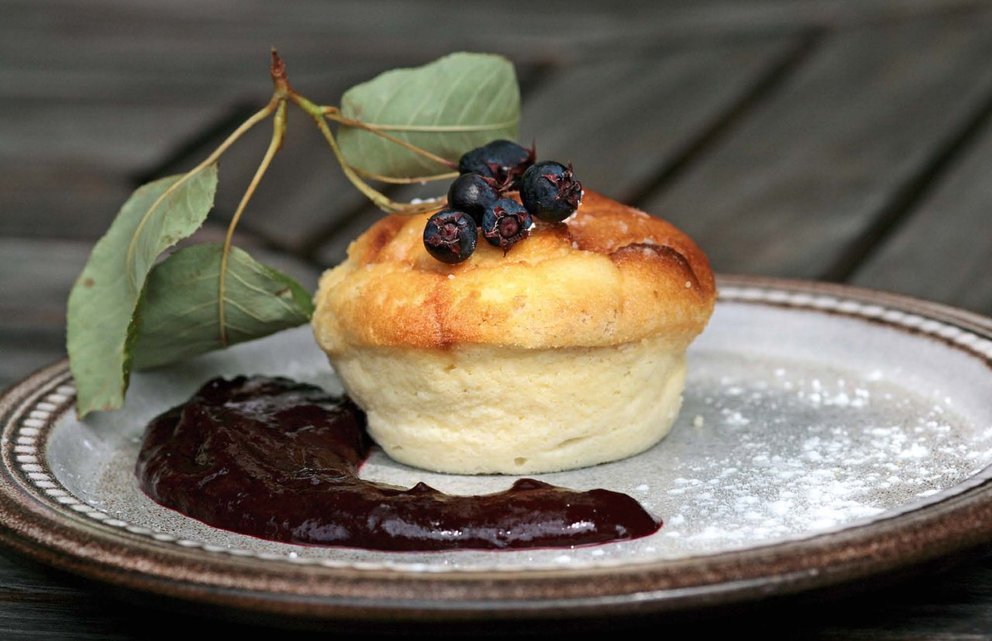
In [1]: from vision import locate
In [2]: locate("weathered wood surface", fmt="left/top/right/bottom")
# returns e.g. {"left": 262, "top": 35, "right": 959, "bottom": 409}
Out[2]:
{"left": 642, "top": 12, "right": 992, "bottom": 286}
{"left": 3, "top": 0, "right": 992, "bottom": 638}
{"left": 852, "top": 121, "right": 992, "bottom": 313}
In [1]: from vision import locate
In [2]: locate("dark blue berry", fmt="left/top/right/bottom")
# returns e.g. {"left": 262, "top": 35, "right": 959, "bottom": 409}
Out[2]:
{"left": 482, "top": 199, "right": 532, "bottom": 252}
{"left": 447, "top": 173, "right": 499, "bottom": 225}
{"left": 423, "top": 210, "right": 477, "bottom": 263}
{"left": 520, "top": 161, "right": 583, "bottom": 222}
{"left": 458, "top": 140, "right": 534, "bottom": 189}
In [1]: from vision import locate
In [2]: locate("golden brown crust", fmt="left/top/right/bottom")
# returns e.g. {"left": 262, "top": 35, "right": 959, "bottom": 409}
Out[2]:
{"left": 312, "top": 191, "right": 716, "bottom": 352}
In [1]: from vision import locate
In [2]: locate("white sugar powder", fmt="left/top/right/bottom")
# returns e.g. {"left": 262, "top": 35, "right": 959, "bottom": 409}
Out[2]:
{"left": 653, "top": 358, "right": 980, "bottom": 548}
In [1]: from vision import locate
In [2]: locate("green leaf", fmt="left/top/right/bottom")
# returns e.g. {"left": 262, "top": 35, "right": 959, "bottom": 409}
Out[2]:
{"left": 130, "top": 243, "right": 314, "bottom": 370}
{"left": 66, "top": 167, "right": 218, "bottom": 417}
{"left": 338, "top": 52, "right": 520, "bottom": 177}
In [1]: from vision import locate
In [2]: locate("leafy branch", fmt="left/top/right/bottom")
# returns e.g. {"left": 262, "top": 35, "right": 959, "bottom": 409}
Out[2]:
{"left": 67, "top": 50, "right": 521, "bottom": 416}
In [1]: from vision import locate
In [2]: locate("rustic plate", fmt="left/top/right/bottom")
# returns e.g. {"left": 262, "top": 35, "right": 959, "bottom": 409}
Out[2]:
{"left": 2, "top": 275, "right": 992, "bottom": 624}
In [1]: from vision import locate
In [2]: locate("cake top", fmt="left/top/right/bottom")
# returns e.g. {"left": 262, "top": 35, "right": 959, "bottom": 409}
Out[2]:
{"left": 312, "top": 191, "right": 716, "bottom": 351}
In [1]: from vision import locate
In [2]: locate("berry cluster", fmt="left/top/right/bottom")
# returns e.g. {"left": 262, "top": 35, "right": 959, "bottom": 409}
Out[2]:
{"left": 422, "top": 140, "right": 583, "bottom": 264}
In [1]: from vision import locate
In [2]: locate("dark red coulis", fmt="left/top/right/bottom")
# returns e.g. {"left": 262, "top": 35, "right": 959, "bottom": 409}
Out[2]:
{"left": 135, "top": 376, "right": 661, "bottom": 551}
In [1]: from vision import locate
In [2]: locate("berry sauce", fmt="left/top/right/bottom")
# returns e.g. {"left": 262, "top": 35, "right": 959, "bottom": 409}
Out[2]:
{"left": 135, "top": 376, "right": 661, "bottom": 551}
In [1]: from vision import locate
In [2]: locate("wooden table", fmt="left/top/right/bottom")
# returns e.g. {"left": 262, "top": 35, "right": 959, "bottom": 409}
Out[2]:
{"left": 3, "top": 1, "right": 992, "bottom": 638}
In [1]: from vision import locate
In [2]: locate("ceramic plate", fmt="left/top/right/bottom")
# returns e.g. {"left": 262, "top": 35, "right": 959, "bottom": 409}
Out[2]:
{"left": 2, "top": 275, "right": 992, "bottom": 623}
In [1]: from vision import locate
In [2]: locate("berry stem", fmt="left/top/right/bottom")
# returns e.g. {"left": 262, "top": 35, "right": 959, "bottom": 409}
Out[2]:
{"left": 288, "top": 91, "right": 439, "bottom": 215}
{"left": 217, "top": 98, "right": 287, "bottom": 346}
{"left": 268, "top": 52, "right": 452, "bottom": 215}
{"left": 321, "top": 107, "right": 458, "bottom": 171}
{"left": 270, "top": 48, "right": 291, "bottom": 95}
{"left": 349, "top": 166, "right": 458, "bottom": 185}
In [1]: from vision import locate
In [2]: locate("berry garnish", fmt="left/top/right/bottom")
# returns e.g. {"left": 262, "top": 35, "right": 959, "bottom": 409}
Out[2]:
{"left": 458, "top": 140, "right": 535, "bottom": 189}
{"left": 423, "top": 210, "right": 477, "bottom": 264}
{"left": 482, "top": 199, "right": 533, "bottom": 252}
{"left": 520, "top": 161, "right": 583, "bottom": 222}
{"left": 447, "top": 173, "right": 499, "bottom": 225}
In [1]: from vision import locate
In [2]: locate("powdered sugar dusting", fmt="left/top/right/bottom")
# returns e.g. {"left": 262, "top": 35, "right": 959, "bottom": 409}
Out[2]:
{"left": 646, "top": 354, "right": 981, "bottom": 549}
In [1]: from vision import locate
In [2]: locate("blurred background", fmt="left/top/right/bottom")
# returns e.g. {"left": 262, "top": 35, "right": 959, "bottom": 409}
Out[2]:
{"left": 2, "top": 0, "right": 992, "bottom": 638}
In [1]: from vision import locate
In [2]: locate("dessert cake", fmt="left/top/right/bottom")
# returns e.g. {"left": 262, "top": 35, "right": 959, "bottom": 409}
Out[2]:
{"left": 312, "top": 191, "right": 715, "bottom": 474}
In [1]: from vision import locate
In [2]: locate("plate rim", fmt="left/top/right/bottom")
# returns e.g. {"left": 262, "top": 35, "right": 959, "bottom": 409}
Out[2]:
{"left": 2, "top": 274, "right": 992, "bottom": 622}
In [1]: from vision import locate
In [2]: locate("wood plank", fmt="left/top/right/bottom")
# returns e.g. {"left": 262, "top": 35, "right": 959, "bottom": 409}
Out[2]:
{"left": 0, "top": 237, "right": 83, "bottom": 386}
{"left": 0, "top": 0, "right": 642, "bottom": 75}
{"left": 0, "top": 328, "right": 66, "bottom": 390}
{"left": 0, "top": 552, "right": 93, "bottom": 599}
{"left": 517, "top": 37, "right": 803, "bottom": 204}
{"left": 850, "top": 122, "right": 992, "bottom": 315}
{"left": 641, "top": 13, "right": 992, "bottom": 278}
{"left": 0, "top": 164, "right": 131, "bottom": 240}
{"left": 642, "top": 0, "right": 991, "bottom": 35}
{"left": 0, "top": 98, "right": 243, "bottom": 240}
{"left": 0, "top": 103, "right": 230, "bottom": 171}
{"left": 1, "top": 0, "right": 985, "bottom": 71}
{"left": 310, "top": 36, "right": 803, "bottom": 267}
{"left": 0, "top": 239, "right": 91, "bottom": 325}
{"left": 0, "top": 551, "right": 230, "bottom": 641}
